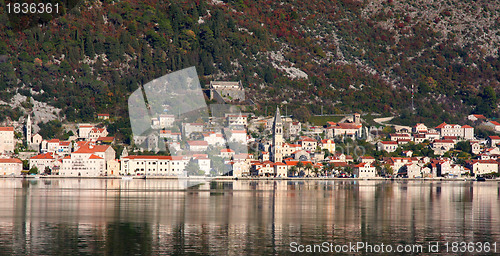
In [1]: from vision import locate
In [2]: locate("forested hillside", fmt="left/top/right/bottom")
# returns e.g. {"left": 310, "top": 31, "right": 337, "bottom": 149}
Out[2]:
{"left": 0, "top": 0, "right": 499, "bottom": 141}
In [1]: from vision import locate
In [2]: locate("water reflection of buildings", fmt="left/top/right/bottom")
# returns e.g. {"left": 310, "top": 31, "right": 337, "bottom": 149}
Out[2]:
{"left": 0, "top": 179, "right": 499, "bottom": 254}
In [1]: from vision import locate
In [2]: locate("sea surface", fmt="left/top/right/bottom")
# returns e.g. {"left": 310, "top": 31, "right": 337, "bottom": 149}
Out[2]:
{"left": 0, "top": 178, "right": 499, "bottom": 255}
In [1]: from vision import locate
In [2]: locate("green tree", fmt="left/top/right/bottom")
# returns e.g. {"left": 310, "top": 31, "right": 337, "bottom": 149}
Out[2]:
{"left": 305, "top": 162, "right": 314, "bottom": 176}
{"left": 185, "top": 161, "right": 202, "bottom": 176}
{"left": 296, "top": 161, "right": 304, "bottom": 174}
{"left": 288, "top": 166, "right": 298, "bottom": 177}
{"left": 476, "top": 86, "right": 497, "bottom": 117}
{"left": 28, "top": 167, "right": 38, "bottom": 175}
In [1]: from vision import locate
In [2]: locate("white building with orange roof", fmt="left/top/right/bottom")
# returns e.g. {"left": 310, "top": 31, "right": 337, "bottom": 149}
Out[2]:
{"left": 488, "top": 136, "right": 500, "bottom": 147}
{"left": 120, "top": 155, "right": 189, "bottom": 176}
{"left": 285, "top": 121, "right": 301, "bottom": 137}
{"left": 159, "top": 114, "right": 175, "bottom": 128}
{"left": 377, "top": 141, "right": 398, "bottom": 152}
{"left": 353, "top": 162, "right": 376, "bottom": 178}
{"left": 182, "top": 123, "right": 204, "bottom": 137}
{"left": 390, "top": 133, "right": 412, "bottom": 141}
{"left": 358, "top": 156, "right": 376, "bottom": 164}
{"left": 229, "top": 160, "right": 250, "bottom": 177}
{"left": 468, "top": 114, "right": 487, "bottom": 122}
{"left": 319, "top": 139, "right": 335, "bottom": 153}
{"left": 46, "top": 139, "right": 60, "bottom": 153}
{"left": 60, "top": 153, "right": 105, "bottom": 177}
{"left": 471, "top": 141, "right": 481, "bottom": 155}
{"left": 299, "top": 137, "right": 317, "bottom": 151}
{"left": 432, "top": 139, "right": 455, "bottom": 154}
{"left": 251, "top": 161, "right": 275, "bottom": 176}
{"left": 326, "top": 123, "right": 363, "bottom": 138}
{"left": 260, "top": 151, "right": 270, "bottom": 161}
{"left": 187, "top": 140, "right": 208, "bottom": 152}
{"left": 228, "top": 129, "right": 247, "bottom": 143}
{"left": 59, "top": 144, "right": 116, "bottom": 176}
{"left": 0, "top": 158, "right": 22, "bottom": 176}
{"left": 78, "top": 124, "right": 94, "bottom": 138}
{"left": 282, "top": 143, "right": 302, "bottom": 157}
{"left": 435, "top": 122, "right": 474, "bottom": 139}
{"left": 220, "top": 148, "right": 235, "bottom": 158}
{"left": 412, "top": 123, "right": 428, "bottom": 134}
{"left": 0, "top": 127, "right": 14, "bottom": 154}
{"left": 159, "top": 130, "right": 181, "bottom": 142}
{"left": 274, "top": 162, "right": 288, "bottom": 177}
{"left": 466, "top": 160, "right": 498, "bottom": 176}
{"left": 203, "top": 132, "right": 225, "bottom": 146}
{"left": 29, "top": 153, "right": 56, "bottom": 172}
{"left": 97, "top": 113, "right": 110, "bottom": 120}
{"left": 192, "top": 154, "right": 211, "bottom": 174}
{"left": 226, "top": 114, "right": 248, "bottom": 126}
{"left": 89, "top": 127, "right": 108, "bottom": 141}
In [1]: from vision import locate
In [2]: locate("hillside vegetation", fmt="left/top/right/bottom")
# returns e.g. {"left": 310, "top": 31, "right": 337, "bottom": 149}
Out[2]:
{"left": 0, "top": 0, "right": 499, "bottom": 141}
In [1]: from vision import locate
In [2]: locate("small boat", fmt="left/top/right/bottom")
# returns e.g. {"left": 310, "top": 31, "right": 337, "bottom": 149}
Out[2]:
{"left": 121, "top": 176, "right": 133, "bottom": 180}
{"left": 476, "top": 176, "right": 486, "bottom": 182}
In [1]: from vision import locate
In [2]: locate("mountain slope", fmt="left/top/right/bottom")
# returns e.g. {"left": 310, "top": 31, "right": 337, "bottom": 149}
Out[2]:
{"left": 0, "top": 0, "right": 499, "bottom": 137}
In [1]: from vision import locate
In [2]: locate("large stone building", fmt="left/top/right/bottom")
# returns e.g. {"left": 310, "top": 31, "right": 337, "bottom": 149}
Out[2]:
{"left": 120, "top": 155, "right": 189, "bottom": 176}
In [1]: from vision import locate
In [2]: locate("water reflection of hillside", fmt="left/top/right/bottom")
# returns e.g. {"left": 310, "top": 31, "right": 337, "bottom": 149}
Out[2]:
{"left": 0, "top": 179, "right": 498, "bottom": 255}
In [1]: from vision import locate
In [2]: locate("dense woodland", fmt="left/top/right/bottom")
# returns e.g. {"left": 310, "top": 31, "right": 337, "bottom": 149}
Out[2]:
{"left": 0, "top": 0, "right": 499, "bottom": 143}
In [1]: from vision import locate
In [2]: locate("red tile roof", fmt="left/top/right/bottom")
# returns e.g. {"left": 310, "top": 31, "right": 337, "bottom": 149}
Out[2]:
{"left": 187, "top": 141, "right": 208, "bottom": 146}
{"left": 435, "top": 122, "right": 447, "bottom": 129}
{"left": 0, "top": 158, "right": 22, "bottom": 163}
{"left": 490, "top": 121, "right": 500, "bottom": 126}
{"left": 0, "top": 127, "right": 14, "bottom": 131}
{"left": 31, "top": 153, "right": 54, "bottom": 159}
{"left": 123, "top": 155, "right": 173, "bottom": 160}
{"left": 380, "top": 141, "right": 398, "bottom": 145}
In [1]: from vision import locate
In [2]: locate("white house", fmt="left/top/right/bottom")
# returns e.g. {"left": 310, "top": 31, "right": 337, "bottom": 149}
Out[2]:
{"left": 228, "top": 130, "right": 247, "bottom": 143}
{"left": 0, "top": 158, "right": 22, "bottom": 176}
{"left": 159, "top": 114, "right": 175, "bottom": 128}
{"left": 485, "top": 121, "right": 500, "bottom": 132}
{"left": 468, "top": 114, "right": 487, "bottom": 122}
{"left": 0, "top": 127, "right": 15, "bottom": 154}
{"left": 320, "top": 139, "right": 335, "bottom": 153}
{"left": 203, "top": 132, "right": 225, "bottom": 146}
{"left": 89, "top": 127, "right": 108, "bottom": 141}
{"left": 187, "top": 140, "right": 209, "bottom": 152}
{"left": 377, "top": 141, "right": 398, "bottom": 152}
{"left": 78, "top": 124, "right": 94, "bottom": 138}
{"left": 299, "top": 137, "right": 317, "bottom": 151}
{"left": 353, "top": 162, "right": 376, "bottom": 178}
{"left": 488, "top": 136, "right": 500, "bottom": 147}
{"left": 466, "top": 160, "right": 498, "bottom": 176}
{"left": 226, "top": 114, "right": 248, "bottom": 126}
{"left": 412, "top": 123, "right": 428, "bottom": 133}
{"left": 192, "top": 154, "right": 211, "bottom": 175}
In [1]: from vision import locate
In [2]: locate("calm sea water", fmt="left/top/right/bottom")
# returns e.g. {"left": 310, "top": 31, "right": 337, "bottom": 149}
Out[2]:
{"left": 0, "top": 178, "right": 498, "bottom": 255}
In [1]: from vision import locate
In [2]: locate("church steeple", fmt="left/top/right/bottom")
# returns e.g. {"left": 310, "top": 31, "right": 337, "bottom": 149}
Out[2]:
{"left": 26, "top": 114, "right": 32, "bottom": 145}
{"left": 272, "top": 107, "right": 283, "bottom": 163}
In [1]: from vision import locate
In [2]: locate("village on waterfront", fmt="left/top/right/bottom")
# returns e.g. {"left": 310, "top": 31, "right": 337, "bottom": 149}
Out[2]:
{"left": 0, "top": 81, "right": 500, "bottom": 180}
